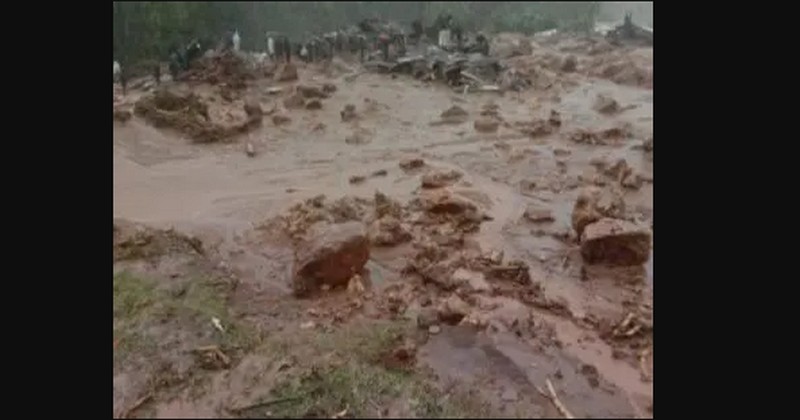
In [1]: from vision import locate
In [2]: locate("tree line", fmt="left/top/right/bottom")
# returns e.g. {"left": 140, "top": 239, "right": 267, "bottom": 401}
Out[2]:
{"left": 113, "top": 1, "right": 599, "bottom": 64}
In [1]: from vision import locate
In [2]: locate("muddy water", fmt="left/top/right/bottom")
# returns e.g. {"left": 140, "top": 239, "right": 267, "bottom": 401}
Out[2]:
{"left": 114, "top": 51, "right": 653, "bottom": 416}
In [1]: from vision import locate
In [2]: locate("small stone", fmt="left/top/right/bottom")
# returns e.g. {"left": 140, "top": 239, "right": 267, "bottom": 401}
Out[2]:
{"left": 417, "top": 307, "right": 439, "bottom": 329}
{"left": 349, "top": 175, "right": 366, "bottom": 185}
{"left": 421, "top": 170, "right": 462, "bottom": 189}
{"left": 272, "top": 114, "right": 291, "bottom": 125}
{"left": 283, "top": 93, "right": 305, "bottom": 109}
{"left": 428, "top": 325, "right": 441, "bottom": 334}
{"left": 474, "top": 118, "right": 500, "bottom": 133}
{"left": 399, "top": 158, "right": 425, "bottom": 171}
{"left": 580, "top": 218, "right": 652, "bottom": 266}
{"left": 523, "top": 205, "right": 555, "bottom": 223}
{"left": 561, "top": 55, "right": 577, "bottom": 72}
{"left": 347, "top": 274, "right": 366, "bottom": 295}
{"left": 305, "top": 99, "right": 323, "bottom": 110}
{"left": 300, "top": 321, "right": 316, "bottom": 330}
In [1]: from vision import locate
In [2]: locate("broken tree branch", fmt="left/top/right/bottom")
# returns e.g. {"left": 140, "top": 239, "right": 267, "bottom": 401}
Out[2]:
{"left": 546, "top": 378, "right": 574, "bottom": 419}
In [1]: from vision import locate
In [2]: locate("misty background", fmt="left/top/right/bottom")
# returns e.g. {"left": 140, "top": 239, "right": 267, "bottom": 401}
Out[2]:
{"left": 113, "top": 2, "right": 652, "bottom": 63}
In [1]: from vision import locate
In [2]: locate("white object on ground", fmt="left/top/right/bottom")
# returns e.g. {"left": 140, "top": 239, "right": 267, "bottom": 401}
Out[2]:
{"left": 267, "top": 36, "right": 275, "bottom": 56}
{"left": 211, "top": 317, "right": 225, "bottom": 333}
{"left": 233, "top": 30, "right": 241, "bottom": 51}
{"left": 113, "top": 61, "right": 121, "bottom": 78}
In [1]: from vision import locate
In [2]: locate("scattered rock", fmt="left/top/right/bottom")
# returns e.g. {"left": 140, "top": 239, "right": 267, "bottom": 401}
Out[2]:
{"left": 371, "top": 169, "right": 388, "bottom": 177}
{"left": 345, "top": 129, "right": 372, "bottom": 145}
{"left": 441, "top": 105, "right": 469, "bottom": 120}
{"left": 340, "top": 104, "right": 358, "bottom": 122}
{"left": 553, "top": 147, "right": 571, "bottom": 157}
{"left": 643, "top": 137, "right": 653, "bottom": 152}
{"left": 297, "top": 85, "right": 327, "bottom": 99}
{"left": 349, "top": 175, "right": 366, "bottom": 185}
{"left": 523, "top": 205, "right": 555, "bottom": 223}
{"left": 305, "top": 99, "right": 323, "bottom": 110}
{"left": 580, "top": 218, "right": 652, "bottom": 266}
{"left": 275, "top": 62, "right": 298, "bottom": 82}
{"left": 604, "top": 158, "right": 633, "bottom": 181}
{"left": 272, "top": 113, "right": 291, "bottom": 125}
{"left": 561, "top": 54, "right": 578, "bottom": 72}
{"left": 300, "top": 321, "right": 316, "bottom": 330}
{"left": 594, "top": 94, "right": 620, "bottom": 115}
{"left": 283, "top": 93, "right": 306, "bottom": 109}
{"left": 438, "top": 295, "right": 470, "bottom": 325}
{"left": 399, "top": 158, "right": 425, "bottom": 171}
{"left": 243, "top": 98, "right": 263, "bottom": 117}
{"left": 374, "top": 191, "right": 403, "bottom": 219}
{"left": 312, "top": 122, "right": 326, "bottom": 132}
{"left": 428, "top": 325, "right": 441, "bottom": 334}
{"left": 113, "top": 108, "right": 132, "bottom": 122}
{"left": 452, "top": 268, "right": 491, "bottom": 293}
{"left": 293, "top": 222, "right": 370, "bottom": 297}
{"left": 549, "top": 110, "right": 562, "bottom": 127}
{"left": 475, "top": 118, "right": 500, "bottom": 133}
{"left": 421, "top": 170, "right": 463, "bottom": 189}
{"left": 322, "top": 83, "right": 337, "bottom": 94}
{"left": 571, "top": 187, "right": 626, "bottom": 237}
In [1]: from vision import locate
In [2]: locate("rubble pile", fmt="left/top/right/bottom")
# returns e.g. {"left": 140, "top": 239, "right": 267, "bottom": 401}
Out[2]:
{"left": 178, "top": 50, "right": 255, "bottom": 88}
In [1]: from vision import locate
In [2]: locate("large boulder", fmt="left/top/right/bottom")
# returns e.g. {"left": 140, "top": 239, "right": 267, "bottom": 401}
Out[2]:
{"left": 571, "top": 187, "right": 626, "bottom": 237}
{"left": 293, "top": 222, "right": 370, "bottom": 297}
{"left": 580, "top": 218, "right": 651, "bottom": 266}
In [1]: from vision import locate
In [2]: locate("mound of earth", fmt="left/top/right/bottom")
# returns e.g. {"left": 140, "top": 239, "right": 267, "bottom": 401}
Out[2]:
{"left": 114, "top": 219, "right": 204, "bottom": 261}
{"left": 134, "top": 89, "right": 261, "bottom": 143}
{"left": 178, "top": 50, "right": 254, "bottom": 87}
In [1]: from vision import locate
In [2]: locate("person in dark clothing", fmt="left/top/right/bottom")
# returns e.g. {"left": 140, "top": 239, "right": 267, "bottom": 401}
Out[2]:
{"left": 378, "top": 32, "right": 390, "bottom": 62}
{"left": 358, "top": 35, "right": 366, "bottom": 62}
{"left": 411, "top": 19, "right": 423, "bottom": 43}
{"left": 119, "top": 66, "right": 128, "bottom": 95}
{"left": 153, "top": 63, "right": 161, "bottom": 85}
{"left": 283, "top": 36, "right": 291, "bottom": 63}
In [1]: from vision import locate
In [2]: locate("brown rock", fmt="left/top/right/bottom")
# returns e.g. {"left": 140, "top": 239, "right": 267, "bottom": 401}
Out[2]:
{"left": 340, "top": 104, "right": 357, "bottom": 122}
{"left": 374, "top": 191, "right": 403, "bottom": 219}
{"left": 283, "top": 93, "right": 305, "bottom": 109}
{"left": 417, "top": 307, "right": 439, "bottom": 329}
{"left": 243, "top": 98, "right": 263, "bottom": 117}
{"left": 621, "top": 172, "right": 643, "bottom": 190}
{"left": 561, "top": 55, "right": 578, "bottom": 72}
{"left": 322, "top": 83, "right": 337, "bottom": 94}
{"left": 345, "top": 129, "right": 372, "bottom": 145}
{"left": 580, "top": 218, "right": 651, "bottom": 266}
{"left": 245, "top": 142, "right": 256, "bottom": 157}
{"left": 275, "top": 62, "right": 298, "bottom": 82}
{"left": 347, "top": 274, "right": 366, "bottom": 295}
{"left": 272, "top": 113, "right": 291, "bottom": 125}
{"left": 571, "top": 187, "right": 626, "bottom": 237}
{"left": 643, "top": 137, "right": 653, "bottom": 152}
{"left": 438, "top": 295, "right": 471, "bottom": 324}
{"left": 604, "top": 158, "right": 633, "bottom": 181}
{"left": 113, "top": 108, "right": 132, "bottom": 122}
{"left": 293, "top": 222, "right": 370, "bottom": 297}
{"left": 523, "top": 205, "right": 554, "bottom": 223}
{"left": 399, "top": 158, "right": 425, "bottom": 171}
{"left": 475, "top": 118, "right": 500, "bottom": 133}
{"left": 549, "top": 110, "right": 562, "bottom": 128}
{"left": 421, "top": 170, "right": 463, "bottom": 189}
{"left": 371, "top": 169, "right": 388, "bottom": 177}
{"left": 553, "top": 147, "right": 571, "bottom": 157}
{"left": 441, "top": 105, "right": 469, "bottom": 119}
{"left": 305, "top": 99, "right": 322, "bottom": 110}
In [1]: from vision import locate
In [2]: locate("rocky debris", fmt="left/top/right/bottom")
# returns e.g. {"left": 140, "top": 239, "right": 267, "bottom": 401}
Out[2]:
{"left": 371, "top": 169, "right": 388, "bottom": 177}
{"left": 280, "top": 195, "right": 371, "bottom": 240}
{"left": 178, "top": 50, "right": 254, "bottom": 87}
{"left": 322, "top": 83, "right": 337, "bottom": 95}
{"left": 243, "top": 98, "right": 263, "bottom": 118}
{"left": 134, "top": 89, "right": 259, "bottom": 143}
{"left": 548, "top": 110, "right": 562, "bottom": 128}
{"left": 593, "top": 94, "right": 620, "bottom": 114}
{"left": 113, "top": 108, "right": 132, "bottom": 122}
{"left": 340, "top": 104, "right": 358, "bottom": 122}
{"left": 437, "top": 295, "right": 471, "bottom": 325}
{"left": 480, "top": 103, "right": 501, "bottom": 118}
{"left": 312, "top": 122, "right": 326, "bottom": 132}
{"left": 428, "top": 325, "right": 441, "bottom": 334}
{"left": 374, "top": 191, "right": 404, "bottom": 219}
{"left": 569, "top": 125, "right": 632, "bottom": 145}
{"left": 490, "top": 32, "right": 533, "bottom": 59}
{"left": 523, "top": 205, "right": 554, "bottom": 223}
{"left": 348, "top": 175, "right": 366, "bottom": 185}
{"left": 347, "top": 274, "right": 366, "bottom": 295}
{"left": 486, "top": 259, "right": 532, "bottom": 285}
{"left": 452, "top": 268, "right": 491, "bottom": 293}
{"left": 604, "top": 158, "right": 633, "bottom": 181}
{"left": 421, "top": 169, "right": 463, "bottom": 189}
{"left": 561, "top": 54, "right": 578, "bottom": 72}
{"left": 305, "top": 99, "right": 323, "bottom": 110}
{"left": 580, "top": 218, "right": 651, "bottom": 266}
{"left": 293, "top": 221, "right": 370, "bottom": 297}
{"left": 571, "top": 186, "right": 626, "bottom": 237}
{"left": 113, "top": 219, "right": 204, "bottom": 261}
{"left": 368, "top": 216, "right": 412, "bottom": 246}
{"left": 515, "top": 119, "right": 555, "bottom": 138}
{"left": 275, "top": 62, "right": 298, "bottom": 82}
{"left": 283, "top": 93, "right": 306, "bottom": 109}
{"left": 399, "top": 158, "right": 425, "bottom": 171}
{"left": 621, "top": 172, "right": 643, "bottom": 190}
{"left": 345, "top": 128, "right": 373, "bottom": 145}
{"left": 272, "top": 113, "right": 291, "bottom": 125}
{"left": 474, "top": 118, "right": 500, "bottom": 133}
{"left": 553, "top": 147, "right": 571, "bottom": 157}
{"left": 440, "top": 105, "right": 469, "bottom": 123}
{"left": 297, "top": 85, "right": 328, "bottom": 99}
{"left": 586, "top": 52, "right": 652, "bottom": 89}
{"left": 415, "top": 192, "right": 487, "bottom": 233}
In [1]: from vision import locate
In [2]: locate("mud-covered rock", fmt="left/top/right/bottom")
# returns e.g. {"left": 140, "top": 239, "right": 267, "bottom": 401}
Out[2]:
{"left": 322, "top": 83, "right": 337, "bottom": 95}
{"left": 452, "top": 268, "right": 491, "bottom": 293}
{"left": 417, "top": 307, "right": 439, "bottom": 329}
{"left": 283, "top": 93, "right": 306, "bottom": 109}
{"left": 561, "top": 54, "right": 578, "bottom": 72}
{"left": 437, "top": 295, "right": 471, "bottom": 325}
{"left": 293, "top": 222, "right": 370, "bottom": 297}
{"left": 345, "top": 128, "right": 372, "bottom": 145}
{"left": 523, "top": 205, "right": 555, "bottom": 223}
{"left": 580, "top": 218, "right": 651, "bottom": 266}
{"left": 305, "top": 99, "right": 322, "bottom": 110}
{"left": 368, "top": 216, "right": 412, "bottom": 246}
{"left": 593, "top": 94, "right": 620, "bottom": 114}
{"left": 243, "top": 98, "right": 263, "bottom": 117}
{"left": 571, "top": 187, "right": 626, "bottom": 237}
{"left": 399, "top": 158, "right": 425, "bottom": 171}
{"left": 474, "top": 118, "right": 500, "bottom": 133}
{"left": 275, "top": 62, "right": 298, "bottom": 82}
{"left": 348, "top": 175, "right": 366, "bottom": 185}
{"left": 441, "top": 105, "right": 469, "bottom": 121}
{"left": 272, "top": 113, "right": 291, "bottom": 125}
{"left": 340, "top": 104, "right": 357, "bottom": 122}
{"left": 421, "top": 170, "right": 463, "bottom": 189}
{"left": 374, "top": 191, "right": 403, "bottom": 219}
{"left": 643, "top": 137, "right": 653, "bottom": 152}
{"left": 113, "top": 108, "right": 132, "bottom": 122}
{"left": 297, "top": 85, "right": 327, "bottom": 99}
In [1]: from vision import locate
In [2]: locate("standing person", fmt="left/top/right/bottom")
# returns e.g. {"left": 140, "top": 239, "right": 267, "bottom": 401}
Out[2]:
{"left": 378, "top": 31, "right": 390, "bottom": 62}
{"left": 153, "top": 63, "right": 161, "bottom": 85}
{"left": 358, "top": 35, "right": 366, "bottom": 62}
{"left": 283, "top": 36, "right": 291, "bottom": 63}
{"left": 233, "top": 30, "right": 241, "bottom": 52}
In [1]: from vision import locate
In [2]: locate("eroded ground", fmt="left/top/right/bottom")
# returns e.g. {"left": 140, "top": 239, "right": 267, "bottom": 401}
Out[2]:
{"left": 113, "top": 34, "right": 653, "bottom": 418}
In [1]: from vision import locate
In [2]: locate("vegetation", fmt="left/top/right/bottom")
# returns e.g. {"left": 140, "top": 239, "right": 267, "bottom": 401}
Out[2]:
{"left": 113, "top": 1, "right": 600, "bottom": 63}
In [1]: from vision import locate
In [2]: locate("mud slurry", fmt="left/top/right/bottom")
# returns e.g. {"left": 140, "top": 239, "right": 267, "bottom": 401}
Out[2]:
{"left": 115, "top": 34, "right": 653, "bottom": 418}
